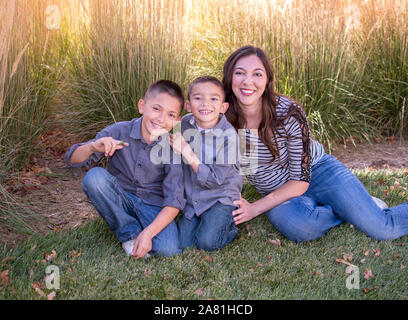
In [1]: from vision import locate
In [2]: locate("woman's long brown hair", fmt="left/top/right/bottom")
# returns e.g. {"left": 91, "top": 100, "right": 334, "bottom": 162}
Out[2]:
{"left": 222, "top": 45, "right": 283, "bottom": 160}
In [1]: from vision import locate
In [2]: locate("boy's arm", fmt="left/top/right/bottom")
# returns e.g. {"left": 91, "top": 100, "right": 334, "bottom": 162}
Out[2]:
{"left": 169, "top": 131, "right": 238, "bottom": 189}
{"left": 131, "top": 206, "right": 179, "bottom": 258}
{"left": 69, "top": 137, "right": 128, "bottom": 164}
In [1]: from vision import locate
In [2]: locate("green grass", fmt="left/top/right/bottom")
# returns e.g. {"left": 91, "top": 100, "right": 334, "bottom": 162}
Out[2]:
{"left": 1, "top": 169, "right": 407, "bottom": 300}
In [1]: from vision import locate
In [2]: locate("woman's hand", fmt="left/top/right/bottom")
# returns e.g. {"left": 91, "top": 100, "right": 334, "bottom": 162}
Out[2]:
{"left": 232, "top": 194, "right": 257, "bottom": 225}
{"left": 91, "top": 137, "right": 128, "bottom": 157}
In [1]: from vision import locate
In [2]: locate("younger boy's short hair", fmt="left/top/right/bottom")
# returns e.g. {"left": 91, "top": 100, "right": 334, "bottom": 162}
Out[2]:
{"left": 144, "top": 80, "right": 185, "bottom": 112}
{"left": 187, "top": 76, "right": 225, "bottom": 101}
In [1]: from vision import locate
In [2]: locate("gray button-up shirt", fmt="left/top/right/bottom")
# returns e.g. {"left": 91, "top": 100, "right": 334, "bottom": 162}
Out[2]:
{"left": 65, "top": 117, "right": 186, "bottom": 210}
{"left": 181, "top": 113, "right": 242, "bottom": 219}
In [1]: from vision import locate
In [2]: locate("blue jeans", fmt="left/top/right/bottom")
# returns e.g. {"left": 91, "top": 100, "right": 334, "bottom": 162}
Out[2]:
{"left": 265, "top": 154, "right": 408, "bottom": 242}
{"left": 178, "top": 202, "right": 238, "bottom": 251}
{"left": 82, "top": 167, "right": 181, "bottom": 256}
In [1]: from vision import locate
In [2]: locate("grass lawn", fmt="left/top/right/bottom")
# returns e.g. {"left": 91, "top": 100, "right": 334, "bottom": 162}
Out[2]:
{"left": 0, "top": 169, "right": 407, "bottom": 300}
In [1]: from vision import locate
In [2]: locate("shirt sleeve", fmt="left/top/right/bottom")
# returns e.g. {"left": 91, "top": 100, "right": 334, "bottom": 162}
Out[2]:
{"left": 161, "top": 163, "right": 186, "bottom": 210}
{"left": 64, "top": 123, "right": 117, "bottom": 168}
{"left": 285, "top": 104, "right": 311, "bottom": 183}
{"left": 195, "top": 129, "right": 240, "bottom": 189}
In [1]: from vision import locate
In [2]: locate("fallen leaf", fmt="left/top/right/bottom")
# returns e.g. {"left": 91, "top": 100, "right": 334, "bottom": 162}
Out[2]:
{"left": 32, "top": 282, "right": 45, "bottom": 297}
{"left": 204, "top": 255, "right": 212, "bottom": 263}
{"left": 69, "top": 249, "right": 82, "bottom": 263}
{"left": 47, "top": 291, "right": 56, "bottom": 300}
{"left": 44, "top": 272, "right": 55, "bottom": 284}
{"left": 364, "top": 268, "right": 373, "bottom": 280}
{"left": 335, "top": 258, "right": 355, "bottom": 267}
{"left": 364, "top": 250, "right": 370, "bottom": 256}
{"left": 346, "top": 265, "right": 355, "bottom": 275}
{"left": 0, "top": 270, "right": 9, "bottom": 286}
{"left": 269, "top": 239, "right": 281, "bottom": 246}
{"left": 194, "top": 288, "right": 204, "bottom": 295}
{"left": 343, "top": 253, "right": 353, "bottom": 262}
{"left": 246, "top": 224, "right": 251, "bottom": 237}
{"left": 394, "top": 253, "right": 401, "bottom": 258}
{"left": 44, "top": 250, "right": 57, "bottom": 262}
{"left": 144, "top": 268, "right": 150, "bottom": 278}
{"left": 373, "top": 249, "right": 381, "bottom": 257}
{"left": 363, "top": 286, "right": 379, "bottom": 294}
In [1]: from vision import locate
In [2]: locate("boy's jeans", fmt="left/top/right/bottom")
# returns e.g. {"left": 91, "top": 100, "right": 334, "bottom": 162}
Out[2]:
{"left": 178, "top": 202, "right": 238, "bottom": 251}
{"left": 265, "top": 154, "right": 408, "bottom": 242}
{"left": 82, "top": 167, "right": 181, "bottom": 256}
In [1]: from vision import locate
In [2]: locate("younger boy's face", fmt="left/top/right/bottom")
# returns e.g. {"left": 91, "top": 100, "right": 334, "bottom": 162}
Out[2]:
{"left": 138, "top": 92, "right": 181, "bottom": 144}
{"left": 186, "top": 82, "right": 229, "bottom": 129}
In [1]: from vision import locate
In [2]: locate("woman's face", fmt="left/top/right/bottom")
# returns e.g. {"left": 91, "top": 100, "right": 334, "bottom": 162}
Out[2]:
{"left": 231, "top": 54, "right": 268, "bottom": 109}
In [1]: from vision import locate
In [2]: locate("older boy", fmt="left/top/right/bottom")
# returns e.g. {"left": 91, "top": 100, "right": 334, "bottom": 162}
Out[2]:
{"left": 169, "top": 76, "right": 242, "bottom": 251}
{"left": 66, "top": 80, "right": 186, "bottom": 258}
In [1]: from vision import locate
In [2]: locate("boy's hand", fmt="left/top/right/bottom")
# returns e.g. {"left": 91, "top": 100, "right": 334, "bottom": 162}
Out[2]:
{"left": 91, "top": 137, "right": 128, "bottom": 157}
{"left": 131, "top": 229, "right": 153, "bottom": 259}
{"left": 168, "top": 132, "right": 189, "bottom": 155}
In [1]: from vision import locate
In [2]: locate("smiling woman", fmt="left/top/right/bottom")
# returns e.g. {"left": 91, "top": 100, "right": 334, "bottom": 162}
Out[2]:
{"left": 223, "top": 45, "right": 408, "bottom": 243}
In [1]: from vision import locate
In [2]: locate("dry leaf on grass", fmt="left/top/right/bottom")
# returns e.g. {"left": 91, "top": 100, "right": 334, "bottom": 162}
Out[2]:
{"left": 363, "top": 286, "right": 379, "bottom": 294}
{"left": 343, "top": 253, "right": 353, "bottom": 261}
{"left": 43, "top": 250, "right": 56, "bottom": 262}
{"left": 364, "top": 268, "right": 373, "bottom": 280}
{"left": 47, "top": 291, "right": 56, "bottom": 300}
{"left": 194, "top": 288, "right": 204, "bottom": 296}
{"left": 32, "top": 282, "right": 46, "bottom": 297}
{"left": 1, "top": 270, "right": 9, "bottom": 286}
{"left": 269, "top": 239, "right": 281, "bottom": 246}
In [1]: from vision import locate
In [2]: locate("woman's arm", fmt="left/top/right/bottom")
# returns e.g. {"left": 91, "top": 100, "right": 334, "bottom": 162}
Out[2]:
{"left": 232, "top": 180, "right": 309, "bottom": 225}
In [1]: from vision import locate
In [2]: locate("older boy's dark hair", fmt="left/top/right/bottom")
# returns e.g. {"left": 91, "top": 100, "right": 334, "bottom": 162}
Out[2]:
{"left": 144, "top": 80, "right": 184, "bottom": 111}
{"left": 187, "top": 76, "right": 225, "bottom": 100}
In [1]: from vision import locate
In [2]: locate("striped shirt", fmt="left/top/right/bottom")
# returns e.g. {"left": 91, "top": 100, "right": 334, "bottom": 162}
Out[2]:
{"left": 240, "top": 95, "right": 325, "bottom": 196}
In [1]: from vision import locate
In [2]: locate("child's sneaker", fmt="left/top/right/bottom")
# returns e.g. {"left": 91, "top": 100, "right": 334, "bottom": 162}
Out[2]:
{"left": 121, "top": 239, "right": 151, "bottom": 258}
{"left": 122, "top": 239, "right": 135, "bottom": 256}
{"left": 372, "top": 196, "right": 388, "bottom": 210}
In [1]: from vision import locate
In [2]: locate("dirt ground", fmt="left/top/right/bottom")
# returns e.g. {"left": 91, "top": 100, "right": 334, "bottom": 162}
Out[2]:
{"left": 1, "top": 136, "right": 408, "bottom": 245}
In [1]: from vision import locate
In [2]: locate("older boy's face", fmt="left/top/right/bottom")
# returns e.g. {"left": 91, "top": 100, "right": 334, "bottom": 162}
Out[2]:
{"left": 138, "top": 92, "right": 181, "bottom": 144}
{"left": 186, "top": 82, "right": 229, "bottom": 129}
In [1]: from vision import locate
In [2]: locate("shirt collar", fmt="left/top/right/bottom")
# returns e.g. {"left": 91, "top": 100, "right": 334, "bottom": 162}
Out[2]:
{"left": 129, "top": 117, "right": 163, "bottom": 145}
{"left": 187, "top": 113, "right": 227, "bottom": 137}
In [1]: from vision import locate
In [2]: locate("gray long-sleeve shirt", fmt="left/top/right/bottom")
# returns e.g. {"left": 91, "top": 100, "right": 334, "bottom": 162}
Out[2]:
{"left": 181, "top": 113, "right": 242, "bottom": 219}
{"left": 65, "top": 117, "right": 186, "bottom": 210}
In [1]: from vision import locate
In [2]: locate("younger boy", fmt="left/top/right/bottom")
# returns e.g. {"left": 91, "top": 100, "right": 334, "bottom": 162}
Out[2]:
{"left": 169, "top": 76, "right": 242, "bottom": 251}
{"left": 65, "top": 80, "right": 186, "bottom": 259}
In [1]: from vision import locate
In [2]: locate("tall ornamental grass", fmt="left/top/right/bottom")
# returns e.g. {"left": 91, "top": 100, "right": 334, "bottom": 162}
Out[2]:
{"left": 57, "top": 0, "right": 190, "bottom": 140}
{"left": 186, "top": 0, "right": 408, "bottom": 149}
{"left": 0, "top": 0, "right": 62, "bottom": 233}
